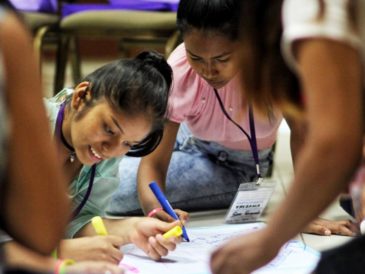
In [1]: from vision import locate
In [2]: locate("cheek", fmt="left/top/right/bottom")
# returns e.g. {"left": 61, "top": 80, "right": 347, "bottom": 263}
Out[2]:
{"left": 187, "top": 60, "right": 203, "bottom": 75}
{"left": 222, "top": 62, "right": 240, "bottom": 79}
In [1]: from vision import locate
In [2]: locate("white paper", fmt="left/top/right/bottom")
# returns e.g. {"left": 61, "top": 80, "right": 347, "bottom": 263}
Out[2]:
{"left": 119, "top": 223, "right": 320, "bottom": 274}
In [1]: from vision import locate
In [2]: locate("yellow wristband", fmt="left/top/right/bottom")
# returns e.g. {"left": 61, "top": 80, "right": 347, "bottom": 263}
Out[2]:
{"left": 51, "top": 249, "right": 57, "bottom": 259}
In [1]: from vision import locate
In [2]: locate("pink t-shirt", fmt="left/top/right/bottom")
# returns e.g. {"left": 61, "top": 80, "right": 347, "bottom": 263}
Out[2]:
{"left": 167, "top": 44, "right": 283, "bottom": 151}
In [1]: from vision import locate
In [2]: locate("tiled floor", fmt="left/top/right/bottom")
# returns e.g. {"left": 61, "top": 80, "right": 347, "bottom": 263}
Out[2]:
{"left": 42, "top": 57, "right": 354, "bottom": 254}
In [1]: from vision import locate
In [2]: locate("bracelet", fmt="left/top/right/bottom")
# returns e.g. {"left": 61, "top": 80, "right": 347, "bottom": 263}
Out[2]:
{"left": 147, "top": 207, "right": 163, "bottom": 217}
{"left": 54, "top": 259, "right": 76, "bottom": 274}
{"left": 51, "top": 246, "right": 58, "bottom": 260}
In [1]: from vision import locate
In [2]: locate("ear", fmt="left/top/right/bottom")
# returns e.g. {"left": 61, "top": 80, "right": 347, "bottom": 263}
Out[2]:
{"left": 71, "top": 81, "right": 92, "bottom": 110}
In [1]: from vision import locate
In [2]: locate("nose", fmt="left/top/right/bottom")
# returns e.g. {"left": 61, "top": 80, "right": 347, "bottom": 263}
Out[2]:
{"left": 201, "top": 61, "right": 218, "bottom": 80}
{"left": 101, "top": 137, "right": 129, "bottom": 157}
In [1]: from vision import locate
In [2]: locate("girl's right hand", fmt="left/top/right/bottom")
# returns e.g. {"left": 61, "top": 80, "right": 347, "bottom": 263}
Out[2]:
{"left": 59, "top": 236, "right": 124, "bottom": 264}
{"left": 65, "top": 261, "right": 124, "bottom": 274}
{"left": 153, "top": 208, "right": 189, "bottom": 225}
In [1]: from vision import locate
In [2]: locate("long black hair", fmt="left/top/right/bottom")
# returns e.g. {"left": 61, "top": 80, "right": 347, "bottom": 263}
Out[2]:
{"left": 82, "top": 51, "right": 172, "bottom": 157}
{"left": 240, "top": 0, "right": 300, "bottom": 117}
{"left": 177, "top": 0, "right": 241, "bottom": 40}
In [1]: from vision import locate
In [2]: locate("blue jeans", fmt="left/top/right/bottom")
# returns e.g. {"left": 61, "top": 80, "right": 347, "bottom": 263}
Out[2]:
{"left": 107, "top": 124, "right": 274, "bottom": 215}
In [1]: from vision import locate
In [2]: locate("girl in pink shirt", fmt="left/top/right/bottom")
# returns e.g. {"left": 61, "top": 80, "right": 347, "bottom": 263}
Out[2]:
{"left": 108, "top": 0, "right": 280, "bottom": 217}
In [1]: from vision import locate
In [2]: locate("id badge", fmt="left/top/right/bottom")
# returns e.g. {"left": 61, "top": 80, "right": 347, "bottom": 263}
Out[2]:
{"left": 225, "top": 179, "right": 277, "bottom": 224}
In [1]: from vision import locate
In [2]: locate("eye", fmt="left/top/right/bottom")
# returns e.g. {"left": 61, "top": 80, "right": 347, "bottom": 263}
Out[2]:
{"left": 104, "top": 124, "right": 115, "bottom": 136}
{"left": 216, "top": 57, "right": 230, "bottom": 63}
{"left": 189, "top": 55, "right": 202, "bottom": 62}
{"left": 122, "top": 140, "right": 132, "bottom": 148}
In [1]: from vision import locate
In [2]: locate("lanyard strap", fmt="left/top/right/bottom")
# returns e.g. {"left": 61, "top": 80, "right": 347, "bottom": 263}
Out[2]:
{"left": 72, "top": 164, "right": 96, "bottom": 218}
{"left": 213, "top": 88, "right": 261, "bottom": 178}
{"left": 55, "top": 102, "right": 97, "bottom": 218}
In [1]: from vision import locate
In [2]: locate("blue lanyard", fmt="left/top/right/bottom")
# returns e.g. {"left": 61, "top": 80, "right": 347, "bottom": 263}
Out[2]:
{"left": 213, "top": 89, "right": 261, "bottom": 178}
{"left": 55, "top": 102, "right": 97, "bottom": 218}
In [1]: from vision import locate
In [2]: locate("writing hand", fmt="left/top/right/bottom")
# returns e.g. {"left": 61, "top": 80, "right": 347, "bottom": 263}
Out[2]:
{"left": 128, "top": 217, "right": 182, "bottom": 260}
{"left": 153, "top": 208, "right": 189, "bottom": 225}
{"left": 210, "top": 228, "right": 278, "bottom": 274}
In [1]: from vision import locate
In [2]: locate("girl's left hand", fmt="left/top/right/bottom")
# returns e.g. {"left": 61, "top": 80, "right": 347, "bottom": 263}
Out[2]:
{"left": 302, "top": 218, "right": 358, "bottom": 236}
{"left": 128, "top": 217, "right": 182, "bottom": 260}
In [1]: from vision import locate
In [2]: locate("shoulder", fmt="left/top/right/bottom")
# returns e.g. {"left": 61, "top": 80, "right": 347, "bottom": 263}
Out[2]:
{"left": 282, "top": 0, "right": 363, "bottom": 71}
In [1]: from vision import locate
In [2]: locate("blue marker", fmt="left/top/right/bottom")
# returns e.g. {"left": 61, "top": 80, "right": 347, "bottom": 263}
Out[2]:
{"left": 149, "top": 181, "right": 190, "bottom": 242}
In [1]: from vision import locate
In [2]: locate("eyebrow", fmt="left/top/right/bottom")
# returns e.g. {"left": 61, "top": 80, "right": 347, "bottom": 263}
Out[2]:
{"left": 111, "top": 117, "right": 124, "bottom": 134}
{"left": 111, "top": 116, "right": 143, "bottom": 145}
{"left": 186, "top": 49, "right": 232, "bottom": 59}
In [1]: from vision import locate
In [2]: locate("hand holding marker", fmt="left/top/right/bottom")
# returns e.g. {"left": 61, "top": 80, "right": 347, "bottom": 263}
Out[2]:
{"left": 149, "top": 181, "right": 190, "bottom": 241}
{"left": 163, "top": 226, "right": 183, "bottom": 239}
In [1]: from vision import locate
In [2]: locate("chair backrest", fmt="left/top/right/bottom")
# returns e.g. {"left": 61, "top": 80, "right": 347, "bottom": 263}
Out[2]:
{"left": 9, "top": 0, "right": 58, "bottom": 13}
{"left": 60, "top": 0, "right": 179, "bottom": 18}
{"left": 108, "top": 0, "right": 179, "bottom": 11}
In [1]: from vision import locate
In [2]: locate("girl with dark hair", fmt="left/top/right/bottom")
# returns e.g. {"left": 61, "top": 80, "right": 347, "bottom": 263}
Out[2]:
{"left": 109, "top": 0, "right": 355, "bottom": 237}
{"left": 210, "top": 0, "right": 365, "bottom": 273}
{"left": 2, "top": 51, "right": 181, "bottom": 268}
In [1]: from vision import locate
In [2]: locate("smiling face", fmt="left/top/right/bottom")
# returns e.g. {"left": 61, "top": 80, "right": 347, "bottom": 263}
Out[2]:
{"left": 184, "top": 29, "right": 241, "bottom": 89}
{"left": 65, "top": 85, "right": 152, "bottom": 166}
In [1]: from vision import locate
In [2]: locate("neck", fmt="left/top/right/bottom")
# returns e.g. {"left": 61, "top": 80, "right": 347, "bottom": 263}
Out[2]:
{"left": 60, "top": 104, "right": 74, "bottom": 151}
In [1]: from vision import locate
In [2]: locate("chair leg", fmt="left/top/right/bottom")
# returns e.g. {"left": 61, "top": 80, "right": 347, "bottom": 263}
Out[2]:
{"left": 165, "top": 31, "right": 181, "bottom": 58}
{"left": 33, "top": 26, "right": 50, "bottom": 73}
{"left": 54, "top": 34, "right": 70, "bottom": 94}
{"left": 69, "top": 36, "right": 82, "bottom": 85}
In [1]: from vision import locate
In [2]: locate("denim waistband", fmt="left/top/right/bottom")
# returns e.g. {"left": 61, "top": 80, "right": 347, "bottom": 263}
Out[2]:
{"left": 175, "top": 123, "right": 273, "bottom": 168}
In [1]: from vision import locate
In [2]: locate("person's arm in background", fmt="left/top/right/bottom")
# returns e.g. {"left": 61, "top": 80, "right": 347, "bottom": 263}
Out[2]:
{"left": 4, "top": 241, "right": 124, "bottom": 274}
{"left": 286, "top": 115, "right": 358, "bottom": 236}
{"left": 137, "top": 121, "right": 188, "bottom": 221}
{"left": 0, "top": 10, "right": 70, "bottom": 254}
{"left": 211, "top": 39, "right": 363, "bottom": 274}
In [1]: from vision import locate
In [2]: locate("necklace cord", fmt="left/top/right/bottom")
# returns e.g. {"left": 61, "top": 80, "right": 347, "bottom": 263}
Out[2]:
{"left": 55, "top": 102, "right": 97, "bottom": 219}
{"left": 213, "top": 88, "right": 261, "bottom": 178}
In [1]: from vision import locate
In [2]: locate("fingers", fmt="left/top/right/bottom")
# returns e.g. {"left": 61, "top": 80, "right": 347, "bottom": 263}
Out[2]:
{"left": 155, "top": 210, "right": 176, "bottom": 222}
{"left": 304, "top": 219, "right": 358, "bottom": 236}
{"left": 330, "top": 220, "right": 358, "bottom": 236}
{"left": 153, "top": 208, "right": 189, "bottom": 223}
{"left": 146, "top": 234, "right": 179, "bottom": 260}
{"left": 303, "top": 223, "right": 331, "bottom": 236}
{"left": 98, "top": 236, "right": 124, "bottom": 264}
{"left": 110, "top": 245, "right": 124, "bottom": 263}
{"left": 175, "top": 209, "right": 190, "bottom": 223}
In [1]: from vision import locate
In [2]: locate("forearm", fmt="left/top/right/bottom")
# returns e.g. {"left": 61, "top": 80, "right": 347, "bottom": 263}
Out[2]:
{"left": 137, "top": 121, "right": 179, "bottom": 214}
{"left": 4, "top": 241, "right": 55, "bottom": 272}
{"left": 75, "top": 217, "right": 139, "bottom": 244}
{"left": 288, "top": 119, "right": 306, "bottom": 169}
{"left": 137, "top": 162, "right": 167, "bottom": 214}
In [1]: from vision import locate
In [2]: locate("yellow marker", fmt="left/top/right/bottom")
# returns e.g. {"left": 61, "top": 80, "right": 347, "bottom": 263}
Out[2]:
{"left": 91, "top": 216, "right": 108, "bottom": 236}
{"left": 163, "top": 226, "right": 183, "bottom": 239}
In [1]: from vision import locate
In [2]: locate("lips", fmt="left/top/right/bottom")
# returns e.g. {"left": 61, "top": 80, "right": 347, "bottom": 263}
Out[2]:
{"left": 89, "top": 146, "right": 103, "bottom": 162}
